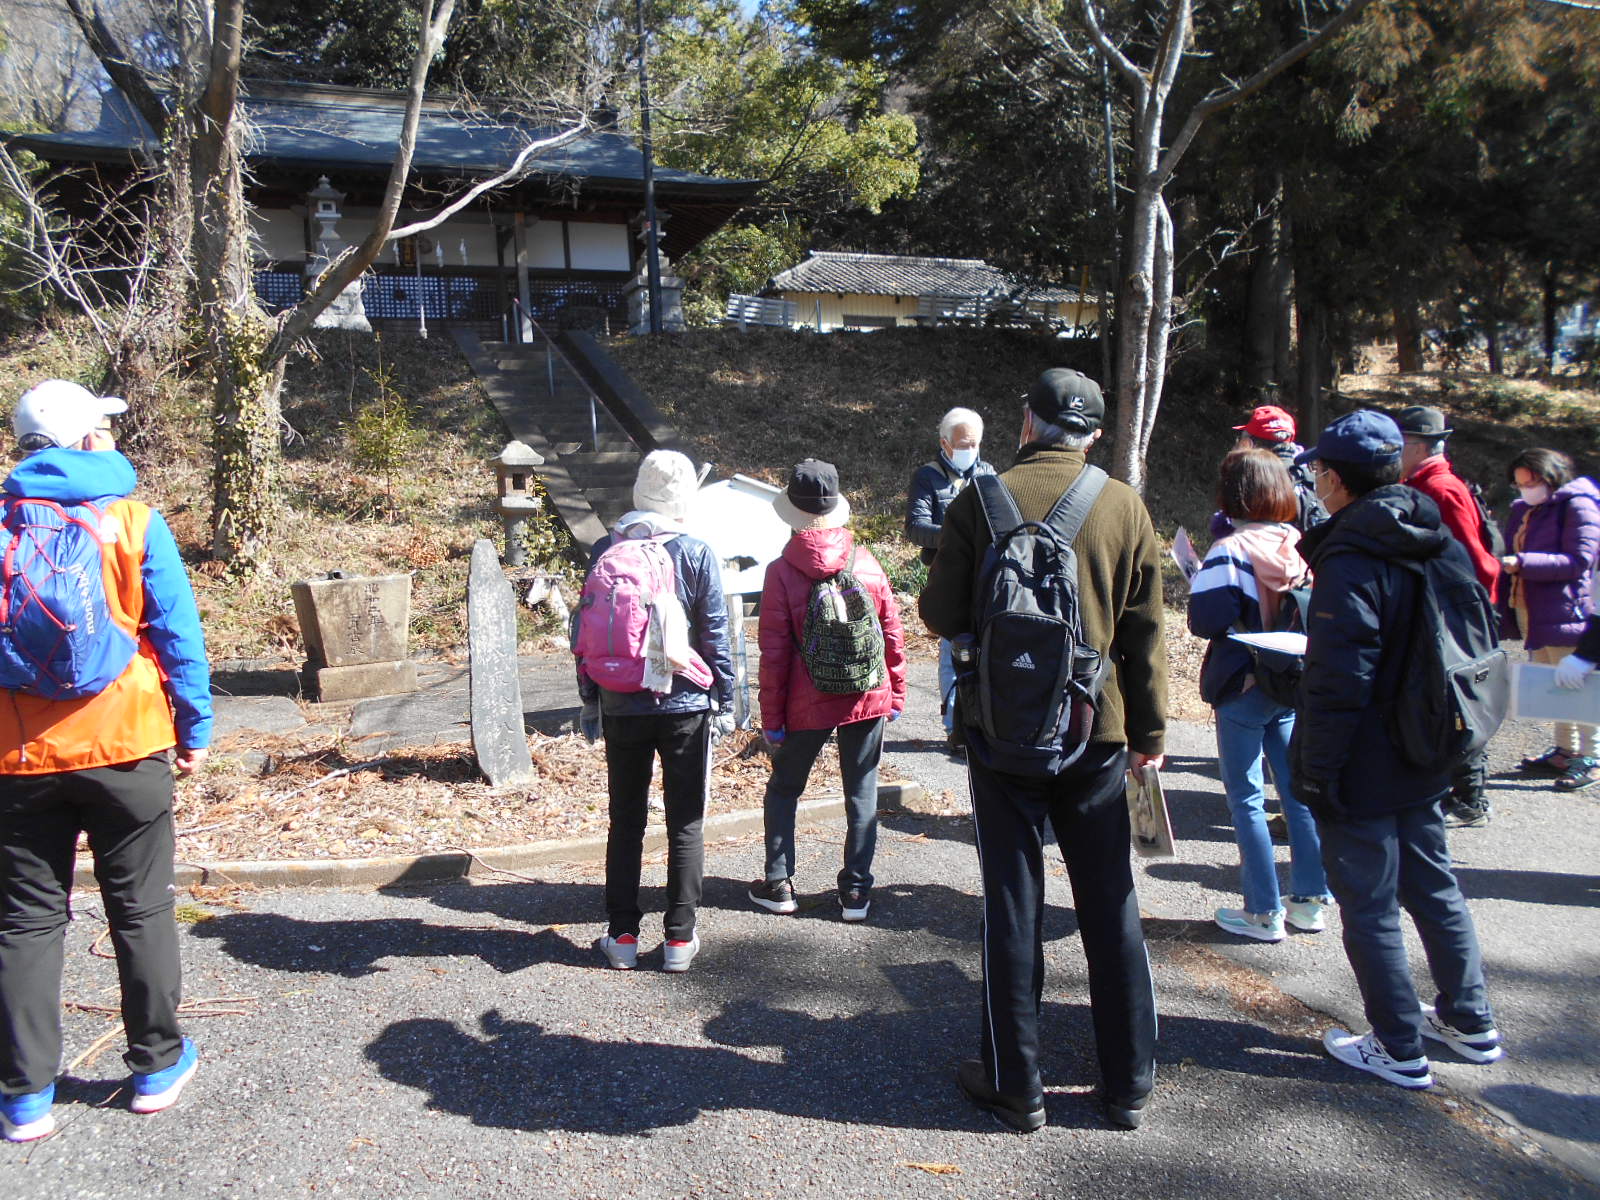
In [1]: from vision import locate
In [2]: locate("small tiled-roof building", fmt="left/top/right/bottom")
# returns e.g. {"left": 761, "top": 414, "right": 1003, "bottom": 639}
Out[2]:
{"left": 7, "top": 80, "right": 762, "bottom": 336}
{"left": 765, "top": 251, "right": 1098, "bottom": 333}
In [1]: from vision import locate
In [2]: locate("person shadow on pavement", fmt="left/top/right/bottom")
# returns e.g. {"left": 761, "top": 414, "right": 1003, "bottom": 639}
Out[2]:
{"left": 362, "top": 996, "right": 1344, "bottom": 1135}
{"left": 186, "top": 887, "right": 602, "bottom": 977}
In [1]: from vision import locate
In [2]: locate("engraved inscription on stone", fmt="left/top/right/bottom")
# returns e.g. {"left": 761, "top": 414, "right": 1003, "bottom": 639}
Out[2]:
{"left": 468, "top": 540, "right": 534, "bottom": 786}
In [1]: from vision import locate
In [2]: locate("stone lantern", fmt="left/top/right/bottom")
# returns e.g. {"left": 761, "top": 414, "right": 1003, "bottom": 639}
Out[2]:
{"left": 305, "top": 176, "right": 371, "bottom": 332}
{"left": 493, "top": 441, "right": 545, "bottom": 566}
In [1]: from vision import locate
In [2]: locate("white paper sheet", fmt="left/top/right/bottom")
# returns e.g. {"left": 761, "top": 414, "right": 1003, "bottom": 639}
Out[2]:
{"left": 1227, "top": 631, "right": 1308, "bottom": 656}
{"left": 1511, "top": 661, "right": 1600, "bottom": 724}
{"left": 1172, "top": 526, "right": 1202, "bottom": 581}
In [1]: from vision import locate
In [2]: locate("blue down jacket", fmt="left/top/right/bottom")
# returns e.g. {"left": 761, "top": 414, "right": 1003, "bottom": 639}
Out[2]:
{"left": 1289, "top": 484, "right": 1465, "bottom": 817}
{"left": 576, "top": 514, "right": 734, "bottom": 717}
{"left": 905, "top": 454, "right": 996, "bottom": 565}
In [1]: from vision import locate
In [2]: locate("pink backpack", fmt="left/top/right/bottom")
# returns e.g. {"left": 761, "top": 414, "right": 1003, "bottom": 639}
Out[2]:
{"left": 574, "top": 534, "right": 711, "bottom": 694}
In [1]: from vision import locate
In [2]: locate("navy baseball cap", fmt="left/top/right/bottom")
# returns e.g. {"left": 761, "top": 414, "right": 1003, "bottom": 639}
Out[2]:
{"left": 1294, "top": 410, "right": 1404, "bottom": 468}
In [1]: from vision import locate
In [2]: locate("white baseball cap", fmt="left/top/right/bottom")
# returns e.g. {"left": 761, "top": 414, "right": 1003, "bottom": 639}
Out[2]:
{"left": 13, "top": 379, "right": 127, "bottom": 448}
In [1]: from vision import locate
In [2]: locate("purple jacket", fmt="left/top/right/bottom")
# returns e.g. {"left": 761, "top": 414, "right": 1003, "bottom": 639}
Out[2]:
{"left": 1502, "top": 476, "right": 1600, "bottom": 650}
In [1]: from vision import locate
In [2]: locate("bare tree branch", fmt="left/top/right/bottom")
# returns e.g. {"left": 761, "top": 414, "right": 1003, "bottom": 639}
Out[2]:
{"left": 1076, "top": 0, "right": 1148, "bottom": 98}
{"left": 268, "top": 0, "right": 461, "bottom": 357}
{"left": 60, "top": 0, "right": 169, "bottom": 139}
{"left": 1156, "top": 0, "right": 1375, "bottom": 185}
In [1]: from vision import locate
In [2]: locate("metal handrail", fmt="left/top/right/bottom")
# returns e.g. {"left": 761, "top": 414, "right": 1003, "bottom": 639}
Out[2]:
{"left": 510, "top": 298, "right": 601, "bottom": 453}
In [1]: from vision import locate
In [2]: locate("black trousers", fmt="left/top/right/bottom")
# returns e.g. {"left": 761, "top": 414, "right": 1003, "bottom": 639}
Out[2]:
{"left": 0, "top": 755, "right": 184, "bottom": 1095}
{"left": 602, "top": 711, "right": 710, "bottom": 943}
{"left": 967, "top": 742, "right": 1157, "bottom": 1108}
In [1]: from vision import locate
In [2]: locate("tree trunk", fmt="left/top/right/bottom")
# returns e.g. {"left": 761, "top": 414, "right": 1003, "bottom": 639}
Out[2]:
{"left": 1242, "top": 182, "right": 1291, "bottom": 401}
{"left": 1486, "top": 324, "right": 1502, "bottom": 376}
{"left": 1393, "top": 297, "right": 1422, "bottom": 373}
{"left": 1295, "top": 291, "right": 1330, "bottom": 436}
{"left": 1542, "top": 263, "right": 1559, "bottom": 372}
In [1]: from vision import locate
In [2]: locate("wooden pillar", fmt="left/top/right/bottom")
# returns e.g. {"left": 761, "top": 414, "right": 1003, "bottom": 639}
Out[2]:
{"left": 513, "top": 211, "right": 533, "bottom": 342}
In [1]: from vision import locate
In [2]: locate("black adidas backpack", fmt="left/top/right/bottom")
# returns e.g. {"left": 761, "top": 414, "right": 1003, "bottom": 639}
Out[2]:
{"left": 1387, "top": 546, "right": 1509, "bottom": 774}
{"left": 957, "top": 468, "right": 1109, "bottom": 776}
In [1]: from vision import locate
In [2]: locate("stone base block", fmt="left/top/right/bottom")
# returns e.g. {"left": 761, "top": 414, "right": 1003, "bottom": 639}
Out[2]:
{"left": 305, "top": 660, "right": 418, "bottom": 703}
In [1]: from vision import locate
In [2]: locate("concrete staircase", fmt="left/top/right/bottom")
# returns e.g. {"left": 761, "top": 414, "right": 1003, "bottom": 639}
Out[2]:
{"left": 453, "top": 329, "right": 644, "bottom": 549}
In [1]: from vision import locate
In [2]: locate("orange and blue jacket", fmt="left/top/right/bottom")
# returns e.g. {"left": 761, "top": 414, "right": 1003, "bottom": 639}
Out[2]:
{"left": 0, "top": 448, "right": 212, "bottom": 774}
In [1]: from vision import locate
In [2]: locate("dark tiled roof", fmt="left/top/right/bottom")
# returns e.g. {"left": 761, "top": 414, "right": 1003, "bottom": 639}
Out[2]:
{"left": 767, "top": 251, "right": 1086, "bottom": 303}
{"left": 5, "top": 81, "right": 758, "bottom": 197}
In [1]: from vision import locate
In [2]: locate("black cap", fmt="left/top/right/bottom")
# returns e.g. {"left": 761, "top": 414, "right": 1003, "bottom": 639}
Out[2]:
{"left": 1026, "top": 368, "right": 1104, "bottom": 433}
{"left": 1395, "top": 405, "right": 1452, "bottom": 438}
{"left": 773, "top": 458, "right": 852, "bottom": 531}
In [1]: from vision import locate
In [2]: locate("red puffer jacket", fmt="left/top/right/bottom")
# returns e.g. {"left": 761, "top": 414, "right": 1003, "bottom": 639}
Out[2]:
{"left": 758, "top": 527, "right": 907, "bottom": 733}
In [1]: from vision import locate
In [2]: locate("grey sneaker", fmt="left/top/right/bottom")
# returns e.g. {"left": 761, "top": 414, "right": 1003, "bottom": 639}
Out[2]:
{"left": 1323, "top": 1028, "right": 1432, "bottom": 1089}
{"left": 1420, "top": 1005, "right": 1504, "bottom": 1064}
{"left": 597, "top": 933, "right": 638, "bottom": 970}
{"left": 749, "top": 877, "right": 799, "bottom": 914}
{"left": 661, "top": 933, "right": 700, "bottom": 973}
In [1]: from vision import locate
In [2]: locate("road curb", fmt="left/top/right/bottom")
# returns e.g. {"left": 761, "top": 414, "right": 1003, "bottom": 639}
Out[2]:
{"left": 81, "top": 783, "right": 923, "bottom": 892}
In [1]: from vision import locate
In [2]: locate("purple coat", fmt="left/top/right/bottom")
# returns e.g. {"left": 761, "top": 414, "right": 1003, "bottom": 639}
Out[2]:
{"left": 1502, "top": 476, "right": 1600, "bottom": 650}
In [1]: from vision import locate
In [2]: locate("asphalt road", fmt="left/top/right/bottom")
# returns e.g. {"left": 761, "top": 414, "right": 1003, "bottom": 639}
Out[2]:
{"left": 6, "top": 661, "right": 1597, "bottom": 1198}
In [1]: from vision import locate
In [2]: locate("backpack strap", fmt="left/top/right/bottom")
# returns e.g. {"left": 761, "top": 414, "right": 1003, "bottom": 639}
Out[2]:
{"left": 1040, "top": 465, "right": 1109, "bottom": 547}
{"left": 974, "top": 473, "right": 1025, "bottom": 547}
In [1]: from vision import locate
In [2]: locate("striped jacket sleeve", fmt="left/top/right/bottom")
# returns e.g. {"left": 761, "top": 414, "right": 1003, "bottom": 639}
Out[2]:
{"left": 1186, "top": 541, "right": 1262, "bottom": 640}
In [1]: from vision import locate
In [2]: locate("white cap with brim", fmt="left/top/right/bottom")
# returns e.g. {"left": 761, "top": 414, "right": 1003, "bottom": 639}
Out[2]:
{"left": 14, "top": 379, "right": 127, "bottom": 448}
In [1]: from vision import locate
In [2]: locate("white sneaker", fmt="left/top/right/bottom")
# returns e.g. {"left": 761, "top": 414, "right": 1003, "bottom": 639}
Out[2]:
{"left": 1285, "top": 895, "right": 1331, "bottom": 933}
{"left": 597, "top": 934, "right": 638, "bottom": 970}
{"left": 1323, "top": 1028, "right": 1433, "bottom": 1089}
{"left": 661, "top": 933, "right": 700, "bottom": 973}
{"left": 1420, "top": 1005, "right": 1504, "bottom": 1064}
{"left": 1214, "top": 907, "right": 1285, "bottom": 942}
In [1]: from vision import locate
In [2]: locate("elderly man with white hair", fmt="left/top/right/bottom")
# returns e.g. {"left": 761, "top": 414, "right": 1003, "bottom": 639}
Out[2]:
{"left": 906, "top": 406, "right": 995, "bottom": 753}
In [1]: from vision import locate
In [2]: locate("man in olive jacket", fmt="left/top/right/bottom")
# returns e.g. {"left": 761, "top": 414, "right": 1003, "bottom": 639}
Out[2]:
{"left": 920, "top": 368, "right": 1166, "bottom": 1133}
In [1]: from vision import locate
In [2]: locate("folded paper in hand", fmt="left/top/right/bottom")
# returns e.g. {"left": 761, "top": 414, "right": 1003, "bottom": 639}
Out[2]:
{"left": 1126, "top": 764, "right": 1175, "bottom": 859}
{"left": 1227, "top": 631, "right": 1308, "bottom": 657}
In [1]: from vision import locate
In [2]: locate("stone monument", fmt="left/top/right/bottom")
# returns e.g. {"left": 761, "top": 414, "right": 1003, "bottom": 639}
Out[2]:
{"left": 467, "top": 539, "right": 535, "bottom": 787}
{"left": 492, "top": 440, "right": 545, "bottom": 566}
{"left": 290, "top": 571, "right": 418, "bottom": 701}
{"left": 625, "top": 250, "right": 687, "bottom": 335}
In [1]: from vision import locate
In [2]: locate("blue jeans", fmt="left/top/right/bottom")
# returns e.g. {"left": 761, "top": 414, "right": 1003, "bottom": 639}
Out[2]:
{"left": 1214, "top": 686, "right": 1326, "bottom": 914}
{"left": 1319, "top": 803, "right": 1494, "bottom": 1060}
{"left": 939, "top": 638, "right": 956, "bottom": 733}
{"left": 763, "top": 717, "right": 884, "bottom": 891}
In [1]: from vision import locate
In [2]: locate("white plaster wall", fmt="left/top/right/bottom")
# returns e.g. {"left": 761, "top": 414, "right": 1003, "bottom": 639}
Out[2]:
{"left": 567, "top": 222, "right": 631, "bottom": 271}
{"left": 250, "top": 208, "right": 306, "bottom": 262}
{"left": 525, "top": 221, "right": 565, "bottom": 269}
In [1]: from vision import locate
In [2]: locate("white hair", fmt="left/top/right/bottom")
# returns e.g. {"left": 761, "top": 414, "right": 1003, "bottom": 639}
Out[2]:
{"left": 940, "top": 407, "right": 983, "bottom": 444}
{"left": 1027, "top": 411, "right": 1096, "bottom": 450}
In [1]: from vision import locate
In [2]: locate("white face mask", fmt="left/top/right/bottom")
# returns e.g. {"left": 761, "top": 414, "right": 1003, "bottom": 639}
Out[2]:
{"left": 1314, "top": 468, "right": 1334, "bottom": 506}
{"left": 1519, "top": 483, "right": 1552, "bottom": 506}
{"left": 947, "top": 446, "right": 978, "bottom": 472}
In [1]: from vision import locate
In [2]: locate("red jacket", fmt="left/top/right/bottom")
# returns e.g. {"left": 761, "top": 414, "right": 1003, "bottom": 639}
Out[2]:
{"left": 1407, "top": 456, "right": 1502, "bottom": 602}
{"left": 758, "top": 528, "right": 907, "bottom": 733}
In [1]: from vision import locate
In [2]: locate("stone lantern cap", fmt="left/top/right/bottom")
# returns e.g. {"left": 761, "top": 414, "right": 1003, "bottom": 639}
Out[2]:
{"left": 494, "top": 440, "right": 545, "bottom": 468}
{"left": 308, "top": 175, "right": 344, "bottom": 214}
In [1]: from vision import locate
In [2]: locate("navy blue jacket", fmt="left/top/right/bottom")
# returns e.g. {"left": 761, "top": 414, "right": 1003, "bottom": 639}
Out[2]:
{"left": 905, "top": 455, "right": 996, "bottom": 565}
{"left": 575, "top": 528, "right": 734, "bottom": 717}
{"left": 1290, "top": 485, "right": 1462, "bottom": 816}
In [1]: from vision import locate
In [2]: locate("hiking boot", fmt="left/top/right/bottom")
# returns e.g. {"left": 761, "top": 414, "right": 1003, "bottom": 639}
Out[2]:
{"left": 1322, "top": 1028, "right": 1432, "bottom": 1089}
{"left": 1, "top": 1083, "right": 55, "bottom": 1142}
{"left": 839, "top": 887, "right": 871, "bottom": 922}
{"left": 1444, "top": 804, "right": 1492, "bottom": 828}
{"left": 748, "top": 877, "right": 799, "bottom": 914}
{"left": 1553, "top": 755, "right": 1600, "bottom": 792}
{"left": 1214, "top": 907, "right": 1285, "bottom": 942}
{"left": 661, "top": 933, "right": 700, "bottom": 973}
{"left": 1420, "top": 1005, "right": 1504, "bottom": 1064}
{"left": 946, "top": 729, "right": 967, "bottom": 759}
{"left": 131, "top": 1037, "right": 199, "bottom": 1114}
{"left": 597, "top": 933, "right": 638, "bottom": 970}
{"left": 955, "top": 1059, "right": 1045, "bottom": 1133}
{"left": 1518, "top": 746, "right": 1570, "bottom": 775}
{"left": 1264, "top": 812, "right": 1289, "bottom": 842}
{"left": 1284, "top": 895, "right": 1331, "bottom": 933}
